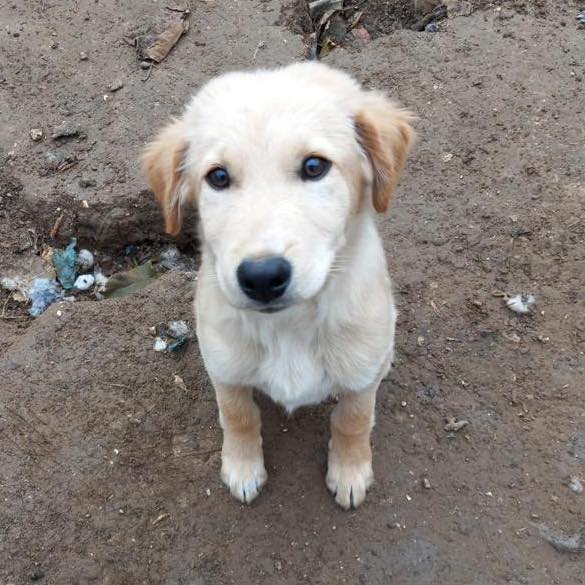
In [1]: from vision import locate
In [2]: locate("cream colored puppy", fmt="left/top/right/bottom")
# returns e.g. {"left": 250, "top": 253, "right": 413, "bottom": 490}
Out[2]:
{"left": 144, "top": 62, "right": 414, "bottom": 509}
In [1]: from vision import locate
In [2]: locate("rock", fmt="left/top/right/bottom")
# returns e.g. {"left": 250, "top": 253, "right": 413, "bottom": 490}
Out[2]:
{"left": 107, "top": 80, "right": 124, "bottom": 92}
{"left": 569, "top": 477, "right": 584, "bottom": 494}
{"left": 79, "top": 51, "right": 88, "bottom": 60}
{"left": 414, "top": 0, "right": 441, "bottom": 15}
{"left": 79, "top": 178, "right": 97, "bottom": 188}
{"left": 29, "top": 128, "right": 43, "bottom": 142}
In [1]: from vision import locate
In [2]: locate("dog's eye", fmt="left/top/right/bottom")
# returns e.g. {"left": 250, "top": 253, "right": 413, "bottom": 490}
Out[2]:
{"left": 301, "top": 156, "right": 331, "bottom": 181}
{"left": 206, "top": 167, "right": 230, "bottom": 190}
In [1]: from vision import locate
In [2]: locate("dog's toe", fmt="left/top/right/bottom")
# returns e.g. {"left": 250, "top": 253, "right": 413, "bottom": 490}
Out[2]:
{"left": 326, "top": 461, "right": 373, "bottom": 510}
{"left": 221, "top": 457, "right": 267, "bottom": 504}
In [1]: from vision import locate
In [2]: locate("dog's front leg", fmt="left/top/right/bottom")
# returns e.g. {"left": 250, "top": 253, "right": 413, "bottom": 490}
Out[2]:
{"left": 326, "top": 387, "right": 377, "bottom": 509}
{"left": 213, "top": 381, "right": 267, "bottom": 504}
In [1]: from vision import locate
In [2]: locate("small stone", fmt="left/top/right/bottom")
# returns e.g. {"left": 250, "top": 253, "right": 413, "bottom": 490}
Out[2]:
{"left": 79, "top": 178, "right": 97, "bottom": 188}
{"left": 444, "top": 417, "right": 469, "bottom": 432}
{"left": 30, "top": 128, "right": 43, "bottom": 142}
{"left": 108, "top": 80, "right": 124, "bottom": 92}
{"left": 140, "top": 60, "right": 151, "bottom": 70}
{"left": 569, "top": 477, "right": 583, "bottom": 494}
{"left": 13, "top": 31, "right": 20, "bottom": 37}
{"left": 422, "top": 477, "right": 432, "bottom": 489}
{"left": 79, "top": 51, "right": 88, "bottom": 60}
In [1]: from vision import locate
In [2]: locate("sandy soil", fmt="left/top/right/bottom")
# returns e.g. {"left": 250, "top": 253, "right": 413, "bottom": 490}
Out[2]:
{"left": 1, "top": 1, "right": 584, "bottom": 583}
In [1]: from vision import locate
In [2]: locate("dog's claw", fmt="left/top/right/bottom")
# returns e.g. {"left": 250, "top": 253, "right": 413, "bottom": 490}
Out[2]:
{"left": 221, "top": 456, "right": 267, "bottom": 504}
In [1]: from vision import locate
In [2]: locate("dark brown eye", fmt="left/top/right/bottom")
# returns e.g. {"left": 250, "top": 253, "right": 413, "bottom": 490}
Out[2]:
{"left": 206, "top": 167, "right": 230, "bottom": 190}
{"left": 301, "top": 156, "right": 331, "bottom": 181}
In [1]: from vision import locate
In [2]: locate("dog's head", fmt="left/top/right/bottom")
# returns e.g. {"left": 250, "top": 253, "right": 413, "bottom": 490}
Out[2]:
{"left": 144, "top": 62, "right": 414, "bottom": 312}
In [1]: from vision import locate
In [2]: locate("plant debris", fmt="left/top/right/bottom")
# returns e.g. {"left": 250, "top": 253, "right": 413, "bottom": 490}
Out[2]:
{"left": 130, "top": 13, "right": 190, "bottom": 64}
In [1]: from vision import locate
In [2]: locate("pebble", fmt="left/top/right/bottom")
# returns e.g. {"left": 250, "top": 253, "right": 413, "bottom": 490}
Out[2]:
{"left": 569, "top": 477, "right": 583, "bottom": 494}
{"left": 444, "top": 417, "right": 469, "bottom": 432}
{"left": 422, "top": 477, "right": 432, "bottom": 489}
{"left": 79, "top": 51, "right": 88, "bottom": 60}
{"left": 140, "top": 60, "right": 151, "bottom": 70}
{"left": 79, "top": 178, "right": 97, "bottom": 188}
{"left": 108, "top": 80, "right": 124, "bottom": 92}
{"left": 29, "top": 128, "right": 43, "bottom": 142}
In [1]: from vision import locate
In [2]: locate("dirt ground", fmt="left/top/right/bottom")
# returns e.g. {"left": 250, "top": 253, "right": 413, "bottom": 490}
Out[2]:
{"left": 1, "top": 0, "right": 584, "bottom": 583}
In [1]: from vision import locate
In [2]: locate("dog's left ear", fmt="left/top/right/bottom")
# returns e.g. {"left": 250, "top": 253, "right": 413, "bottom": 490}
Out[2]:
{"left": 355, "top": 92, "right": 415, "bottom": 213}
{"left": 143, "top": 119, "right": 191, "bottom": 236}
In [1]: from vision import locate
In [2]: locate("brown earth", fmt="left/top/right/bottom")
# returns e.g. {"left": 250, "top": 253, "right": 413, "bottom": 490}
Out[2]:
{"left": 1, "top": 1, "right": 584, "bottom": 583}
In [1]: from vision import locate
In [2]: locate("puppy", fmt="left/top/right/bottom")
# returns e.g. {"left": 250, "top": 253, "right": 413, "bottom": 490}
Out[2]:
{"left": 144, "top": 62, "right": 414, "bottom": 509}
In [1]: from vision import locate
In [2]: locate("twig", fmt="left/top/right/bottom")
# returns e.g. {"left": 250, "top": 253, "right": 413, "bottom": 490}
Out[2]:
{"left": 49, "top": 213, "right": 64, "bottom": 239}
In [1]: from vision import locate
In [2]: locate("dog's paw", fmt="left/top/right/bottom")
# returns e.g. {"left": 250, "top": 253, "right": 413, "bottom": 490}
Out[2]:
{"left": 326, "top": 459, "right": 373, "bottom": 510}
{"left": 221, "top": 455, "right": 267, "bottom": 504}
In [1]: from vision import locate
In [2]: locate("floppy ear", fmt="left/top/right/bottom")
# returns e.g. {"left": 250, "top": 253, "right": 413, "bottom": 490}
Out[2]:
{"left": 355, "top": 92, "right": 415, "bottom": 213}
{"left": 143, "top": 120, "right": 191, "bottom": 236}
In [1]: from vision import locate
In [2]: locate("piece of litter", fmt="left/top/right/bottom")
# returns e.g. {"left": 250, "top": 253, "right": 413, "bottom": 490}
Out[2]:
{"left": 506, "top": 293, "right": 536, "bottom": 314}
{"left": 569, "top": 477, "right": 584, "bottom": 494}
{"left": 29, "top": 278, "right": 63, "bottom": 317}
{"left": 444, "top": 417, "right": 469, "bottom": 432}
{"left": 159, "top": 246, "right": 182, "bottom": 270}
{"left": 422, "top": 477, "right": 432, "bottom": 489}
{"left": 104, "top": 261, "right": 159, "bottom": 298}
{"left": 52, "top": 238, "right": 78, "bottom": 289}
{"left": 76, "top": 249, "right": 94, "bottom": 272}
{"left": 441, "top": 152, "right": 453, "bottom": 162}
{"left": 406, "top": 494, "right": 412, "bottom": 501}
{"left": 74, "top": 274, "right": 95, "bottom": 290}
{"left": 154, "top": 337, "right": 167, "bottom": 352}
{"left": 94, "top": 270, "right": 108, "bottom": 293}
{"left": 308, "top": 0, "right": 343, "bottom": 21}
{"left": 425, "top": 22, "right": 439, "bottom": 32}
{"left": 30, "top": 128, "right": 43, "bottom": 142}
{"left": 152, "top": 320, "right": 192, "bottom": 354}
{"left": 578, "top": 10, "right": 585, "bottom": 25}
{"left": 206, "top": 488, "right": 211, "bottom": 496}
{"left": 534, "top": 523, "right": 585, "bottom": 553}
{"left": 167, "top": 320, "right": 190, "bottom": 338}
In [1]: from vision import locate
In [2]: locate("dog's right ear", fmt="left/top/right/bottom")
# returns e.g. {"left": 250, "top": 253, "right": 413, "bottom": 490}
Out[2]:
{"left": 143, "top": 120, "right": 191, "bottom": 236}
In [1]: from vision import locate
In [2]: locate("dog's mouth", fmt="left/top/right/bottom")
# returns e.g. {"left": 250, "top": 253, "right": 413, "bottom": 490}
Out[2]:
{"left": 256, "top": 303, "right": 290, "bottom": 314}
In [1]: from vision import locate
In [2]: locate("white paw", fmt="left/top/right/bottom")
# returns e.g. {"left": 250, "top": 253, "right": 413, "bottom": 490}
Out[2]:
{"left": 326, "top": 460, "right": 373, "bottom": 510}
{"left": 221, "top": 455, "right": 267, "bottom": 504}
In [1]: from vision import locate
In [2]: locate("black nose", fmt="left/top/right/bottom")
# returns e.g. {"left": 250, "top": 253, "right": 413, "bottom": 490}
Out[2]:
{"left": 237, "top": 256, "right": 292, "bottom": 303}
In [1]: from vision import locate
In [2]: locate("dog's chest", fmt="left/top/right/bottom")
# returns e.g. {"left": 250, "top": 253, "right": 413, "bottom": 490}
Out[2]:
{"left": 251, "top": 326, "right": 334, "bottom": 412}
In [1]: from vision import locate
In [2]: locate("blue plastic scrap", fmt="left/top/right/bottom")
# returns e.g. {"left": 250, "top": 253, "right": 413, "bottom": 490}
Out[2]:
{"left": 52, "top": 238, "right": 78, "bottom": 289}
{"left": 579, "top": 10, "right": 585, "bottom": 24}
{"left": 29, "top": 278, "right": 63, "bottom": 317}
